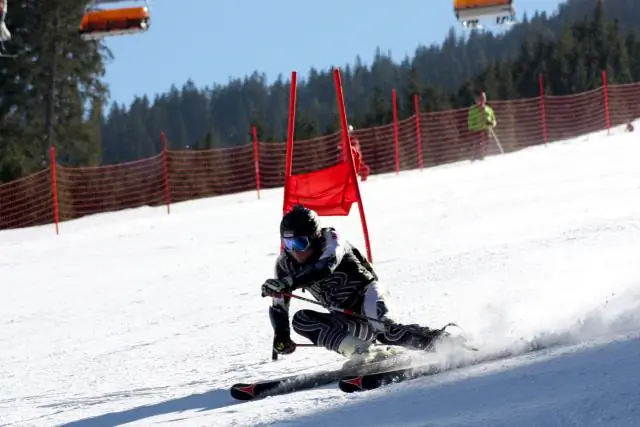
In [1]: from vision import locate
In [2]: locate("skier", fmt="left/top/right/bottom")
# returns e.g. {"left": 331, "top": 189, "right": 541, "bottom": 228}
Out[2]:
{"left": 260, "top": 205, "right": 447, "bottom": 361}
{"left": 466, "top": 91, "right": 497, "bottom": 160}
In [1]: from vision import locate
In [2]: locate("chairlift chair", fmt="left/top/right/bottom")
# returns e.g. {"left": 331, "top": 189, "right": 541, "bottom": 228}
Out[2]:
{"left": 453, "top": 0, "right": 516, "bottom": 29}
{"left": 79, "top": 0, "right": 151, "bottom": 40}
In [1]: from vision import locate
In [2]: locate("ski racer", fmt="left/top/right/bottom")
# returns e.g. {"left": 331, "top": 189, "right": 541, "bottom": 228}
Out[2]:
{"left": 260, "top": 205, "right": 446, "bottom": 360}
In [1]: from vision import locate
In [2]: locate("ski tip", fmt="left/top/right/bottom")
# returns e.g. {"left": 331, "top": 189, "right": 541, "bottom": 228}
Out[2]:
{"left": 338, "top": 375, "right": 366, "bottom": 393}
{"left": 230, "top": 383, "right": 258, "bottom": 401}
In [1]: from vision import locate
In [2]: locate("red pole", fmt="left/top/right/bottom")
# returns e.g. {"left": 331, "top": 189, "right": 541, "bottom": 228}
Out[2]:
{"left": 538, "top": 74, "right": 548, "bottom": 147}
{"left": 413, "top": 94, "right": 424, "bottom": 169}
{"left": 392, "top": 88, "right": 400, "bottom": 175}
{"left": 49, "top": 147, "right": 59, "bottom": 235}
{"left": 282, "top": 71, "right": 297, "bottom": 216}
{"left": 252, "top": 125, "right": 261, "bottom": 199}
{"left": 334, "top": 68, "right": 373, "bottom": 262}
{"left": 160, "top": 131, "right": 171, "bottom": 214}
{"left": 602, "top": 70, "right": 611, "bottom": 134}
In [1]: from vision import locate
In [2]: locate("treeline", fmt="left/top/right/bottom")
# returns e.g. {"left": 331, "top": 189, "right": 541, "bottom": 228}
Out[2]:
{"left": 1, "top": 0, "right": 640, "bottom": 184}
{"left": 99, "top": 0, "right": 640, "bottom": 164}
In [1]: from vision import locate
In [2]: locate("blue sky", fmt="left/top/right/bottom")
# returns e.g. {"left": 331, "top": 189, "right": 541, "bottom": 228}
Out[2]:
{"left": 102, "top": 0, "right": 564, "bottom": 106}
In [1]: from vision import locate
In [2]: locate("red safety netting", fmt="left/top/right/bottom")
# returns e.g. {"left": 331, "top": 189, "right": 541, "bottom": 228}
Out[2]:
{"left": 55, "top": 155, "right": 166, "bottom": 221}
{"left": 167, "top": 144, "right": 256, "bottom": 203}
{"left": 0, "top": 73, "right": 633, "bottom": 233}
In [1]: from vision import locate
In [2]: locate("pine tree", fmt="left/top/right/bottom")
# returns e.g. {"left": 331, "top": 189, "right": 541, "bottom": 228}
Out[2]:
{"left": 0, "top": 0, "right": 109, "bottom": 181}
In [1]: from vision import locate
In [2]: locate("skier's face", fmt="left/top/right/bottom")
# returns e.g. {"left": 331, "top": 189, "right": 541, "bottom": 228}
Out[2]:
{"left": 290, "top": 247, "right": 313, "bottom": 263}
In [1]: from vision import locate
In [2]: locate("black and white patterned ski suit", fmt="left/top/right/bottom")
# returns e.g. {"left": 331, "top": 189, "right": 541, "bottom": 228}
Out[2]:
{"left": 269, "top": 227, "right": 436, "bottom": 354}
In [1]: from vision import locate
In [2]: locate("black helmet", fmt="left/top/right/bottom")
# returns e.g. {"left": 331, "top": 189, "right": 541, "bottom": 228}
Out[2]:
{"left": 280, "top": 205, "right": 321, "bottom": 239}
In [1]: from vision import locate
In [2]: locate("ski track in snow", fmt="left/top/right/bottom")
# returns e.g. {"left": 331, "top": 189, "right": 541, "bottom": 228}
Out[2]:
{"left": 1, "top": 124, "right": 640, "bottom": 426}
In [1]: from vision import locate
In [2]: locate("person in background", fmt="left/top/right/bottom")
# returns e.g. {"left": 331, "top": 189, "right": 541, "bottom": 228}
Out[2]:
{"left": 347, "top": 125, "right": 370, "bottom": 181}
{"left": 466, "top": 92, "right": 497, "bottom": 161}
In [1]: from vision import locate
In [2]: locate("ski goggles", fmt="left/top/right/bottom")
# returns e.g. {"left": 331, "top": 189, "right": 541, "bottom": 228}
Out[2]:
{"left": 282, "top": 236, "right": 311, "bottom": 252}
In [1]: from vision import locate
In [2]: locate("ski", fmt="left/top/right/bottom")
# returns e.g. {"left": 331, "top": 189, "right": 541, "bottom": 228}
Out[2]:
{"left": 339, "top": 362, "right": 445, "bottom": 393}
{"left": 339, "top": 339, "right": 563, "bottom": 393}
{"left": 230, "top": 351, "right": 417, "bottom": 401}
{"left": 230, "top": 367, "right": 349, "bottom": 401}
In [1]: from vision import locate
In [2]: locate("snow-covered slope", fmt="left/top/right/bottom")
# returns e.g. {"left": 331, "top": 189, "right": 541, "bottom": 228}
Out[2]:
{"left": 2, "top": 126, "right": 640, "bottom": 426}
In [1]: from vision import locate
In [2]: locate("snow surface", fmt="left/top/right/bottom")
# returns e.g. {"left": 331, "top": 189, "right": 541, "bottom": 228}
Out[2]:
{"left": 2, "top": 126, "right": 640, "bottom": 426}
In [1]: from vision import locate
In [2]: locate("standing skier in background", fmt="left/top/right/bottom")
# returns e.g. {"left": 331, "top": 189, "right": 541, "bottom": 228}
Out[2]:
{"left": 260, "top": 205, "right": 448, "bottom": 361}
{"left": 466, "top": 92, "right": 497, "bottom": 161}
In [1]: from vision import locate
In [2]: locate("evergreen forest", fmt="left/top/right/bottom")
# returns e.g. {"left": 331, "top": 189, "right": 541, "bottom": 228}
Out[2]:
{"left": 1, "top": 0, "right": 640, "bottom": 183}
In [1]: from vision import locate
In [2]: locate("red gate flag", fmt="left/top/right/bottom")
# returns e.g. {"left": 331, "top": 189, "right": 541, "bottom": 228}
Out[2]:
{"left": 283, "top": 160, "right": 358, "bottom": 215}
{"left": 280, "top": 69, "right": 373, "bottom": 261}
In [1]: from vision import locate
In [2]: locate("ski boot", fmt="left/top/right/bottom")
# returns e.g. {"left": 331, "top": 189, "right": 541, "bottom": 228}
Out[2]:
{"left": 380, "top": 322, "right": 452, "bottom": 352}
{"left": 398, "top": 322, "right": 475, "bottom": 352}
{"left": 338, "top": 335, "right": 407, "bottom": 370}
{"left": 273, "top": 334, "right": 296, "bottom": 355}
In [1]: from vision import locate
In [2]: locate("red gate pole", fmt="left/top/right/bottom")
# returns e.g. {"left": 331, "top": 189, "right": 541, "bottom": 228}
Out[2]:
{"left": 392, "top": 88, "right": 400, "bottom": 175}
{"left": 160, "top": 131, "right": 171, "bottom": 214}
{"left": 252, "top": 125, "right": 261, "bottom": 199}
{"left": 414, "top": 94, "right": 424, "bottom": 169}
{"left": 602, "top": 70, "right": 611, "bottom": 134}
{"left": 49, "top": 147, "right": 60, "bottom": 235}
{"left": 538, "top": 74, "right": 548, "bottom": 147}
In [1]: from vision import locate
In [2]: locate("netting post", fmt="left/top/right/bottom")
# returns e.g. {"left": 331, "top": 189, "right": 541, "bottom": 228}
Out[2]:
{"left": 49, "top": 147, "right": 59, "bottom": 235}
{"left": 252, "top": 125, "right": 261, "bottom": 199}
{"left": 602, "top": 70, "right": 611, "bottom": 134}
{"left": 538, "top": 73, "right": 548, "bottom": 147}
{"left": 413, "top": 94, "right": 424, "bottom": 169}
{"left": 392, "top": 88, "right": 400, "bottom": 175}
{"left": 160, "top": 131, "right": 171, "bottom": 214}
{"left": 334, "top": 68, "right": 373, "bottom": 262}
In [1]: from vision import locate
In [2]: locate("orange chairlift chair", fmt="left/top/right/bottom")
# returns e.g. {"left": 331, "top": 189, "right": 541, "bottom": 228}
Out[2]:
{"left": 453, "top": 0, "right": 516, "bottom": 29}
{"left": 79, "top": 0, "right": 150, "bottom": 40}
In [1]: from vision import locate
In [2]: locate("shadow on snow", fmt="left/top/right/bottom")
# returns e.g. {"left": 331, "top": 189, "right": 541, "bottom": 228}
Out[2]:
{"left": 59, "top": 387, "right": 237, "bottom": 427}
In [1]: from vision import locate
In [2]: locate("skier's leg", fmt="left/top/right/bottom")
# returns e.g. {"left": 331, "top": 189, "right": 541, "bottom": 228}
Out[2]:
{"left": 361, "top": 281, "right": 393, "bottom": 332}
{"left": 269, "top": 295, "right": 296, "bottom": 355}
{"left": 362, "top": 281, "right": 445, "bottom": 351}
{"left": 291, "top": 309, "right": 375, "bottom": 356}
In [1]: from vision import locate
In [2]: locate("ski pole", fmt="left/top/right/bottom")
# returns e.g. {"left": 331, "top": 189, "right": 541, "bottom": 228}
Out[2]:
{"left": 278, "top": 291, "right": 389, "bottom": 326}
{"left": 490, "top": 128, "right": 504, "bottom": 154}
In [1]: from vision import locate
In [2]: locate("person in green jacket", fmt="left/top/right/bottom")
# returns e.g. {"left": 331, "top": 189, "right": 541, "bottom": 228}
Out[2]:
{"left": 467, "top": 92, "right": 497, "bottom": 161}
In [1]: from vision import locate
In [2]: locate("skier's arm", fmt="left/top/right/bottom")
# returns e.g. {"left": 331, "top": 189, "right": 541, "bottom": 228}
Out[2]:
{"left": 290, "top": 228, "right": 346, "bottom": 288}
{"left": 486, "top": 106, "right": 497, "bottom": 127}
{"left": 269, "top": 258, "right": 292, "bottom": 339}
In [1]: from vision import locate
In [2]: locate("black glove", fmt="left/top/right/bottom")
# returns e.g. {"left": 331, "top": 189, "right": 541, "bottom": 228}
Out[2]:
{"left": 261, "top": 277, "right": 293, "bottom": 297}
